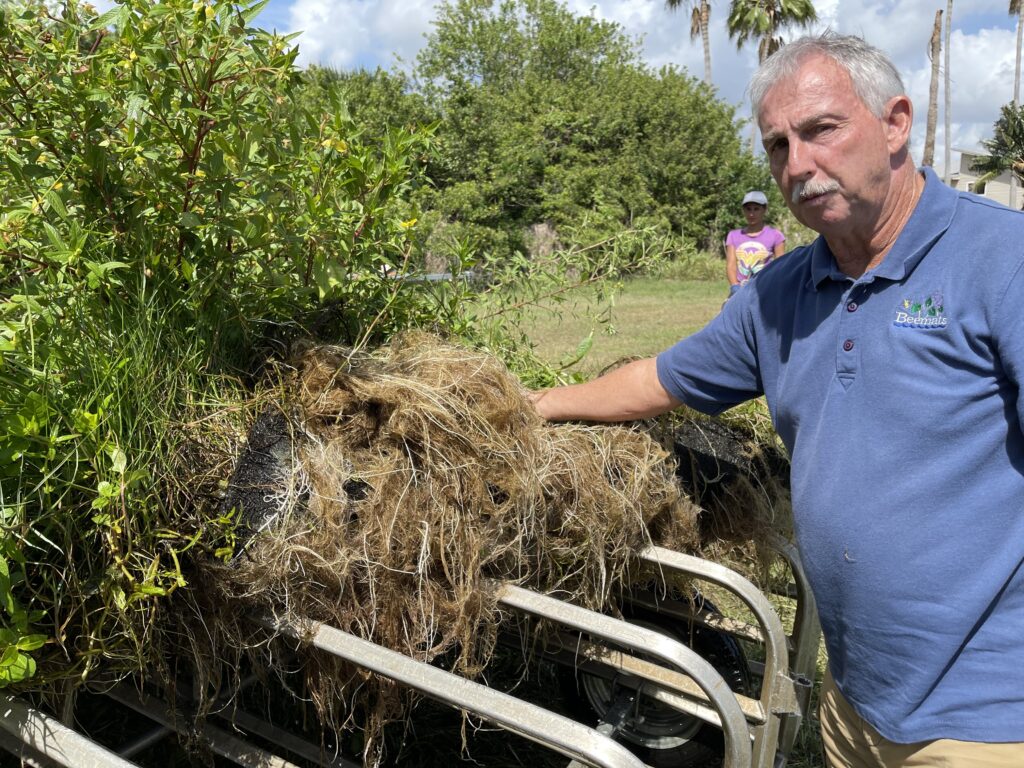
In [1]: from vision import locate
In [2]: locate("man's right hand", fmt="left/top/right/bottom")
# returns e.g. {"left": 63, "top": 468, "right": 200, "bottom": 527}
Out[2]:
{"left": 528, "top": 389, "right": 550, "bottom": 417}
{"left": 527, "top": 357, "right": 681, "bottom": 423}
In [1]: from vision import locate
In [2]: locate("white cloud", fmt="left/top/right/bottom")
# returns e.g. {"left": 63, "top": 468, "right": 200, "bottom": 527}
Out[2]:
{"left": 579, "top": 0, "right": 1021, "bottom": 176}
{"left": 802, "top": 0, "right": 1017, "bottom": 173}
{"left": 285, "top": 0, "right": 436, "bottom": 70}
{"left": 887, "top": 22, "right": 1020, "bottom": 174}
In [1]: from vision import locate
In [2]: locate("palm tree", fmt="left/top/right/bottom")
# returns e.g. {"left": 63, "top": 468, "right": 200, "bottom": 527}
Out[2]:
{"left": 667, "top": 0, "right": 713, "bottom": 85}
{"left": 726, "top": 0, "right": 818, "bottom": 66}
{"left": 726, "top": 0, "right": 818, "bottom": 145}
{"left": 1013, "top": 0, "right": 1023, "bottom": 103}
{"left": 1010, "top": 0, "right": 1022, "bottom": 206}
{"left": 943, "top": 0, "right": 952, "bottom": 184}
{"left": 924, "top": 9, "right": 942, "bottom": 168}
{"left": 974, "top": 102, "right": 1024, "bottom": 190}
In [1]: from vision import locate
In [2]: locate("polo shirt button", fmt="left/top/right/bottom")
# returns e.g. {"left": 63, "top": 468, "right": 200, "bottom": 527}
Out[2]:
{"left": 847, "top": 301, "right": 858, "bottom": 312}
{"left": 843, "top": 339, "right": 855, "bottom": 352}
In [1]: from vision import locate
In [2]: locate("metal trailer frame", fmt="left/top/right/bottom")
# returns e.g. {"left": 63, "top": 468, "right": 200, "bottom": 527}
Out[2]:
{"left": 635, "top": 542, "right": 820, "bottom": 768}
{"left": 0, "top": 694, "right": 140, "bottom": 768}
{"left": 0, "top": 538, "right": 820, "bottom": 768}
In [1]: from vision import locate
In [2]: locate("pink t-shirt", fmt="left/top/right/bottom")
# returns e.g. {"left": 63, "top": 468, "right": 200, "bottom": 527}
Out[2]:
{"left": 726, "top": 226, "right": 785, "bottom": 284}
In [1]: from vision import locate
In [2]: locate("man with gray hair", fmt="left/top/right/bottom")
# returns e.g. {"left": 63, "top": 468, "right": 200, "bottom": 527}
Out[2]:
{"left": 532, "top": 31, "right": 1024, "bottom": 766}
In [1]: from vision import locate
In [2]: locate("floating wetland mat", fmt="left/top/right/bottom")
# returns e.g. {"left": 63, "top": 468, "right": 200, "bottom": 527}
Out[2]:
{"left": 183, "top": 333, "right": 789, "bottom": 762}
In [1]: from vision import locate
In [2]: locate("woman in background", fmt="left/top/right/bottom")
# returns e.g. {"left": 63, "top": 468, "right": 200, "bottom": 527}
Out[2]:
{"left": 725, "top": 190, "right": 786, "bottom": 298}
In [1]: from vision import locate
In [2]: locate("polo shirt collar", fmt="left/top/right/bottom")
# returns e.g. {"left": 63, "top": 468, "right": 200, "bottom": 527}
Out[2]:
{"left": 808, "top": 167, "right": 957, "bottom": 289}
{"left": 809, "top": 237, "right": 840, "bottom": 288}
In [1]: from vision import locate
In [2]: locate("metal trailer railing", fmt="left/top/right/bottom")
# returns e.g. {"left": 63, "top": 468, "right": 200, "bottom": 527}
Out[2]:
{"left": 0, "top": 539, "right": 821, "bottom": 768}
{"left": 635, "top": 543, "right": 819, "bottom": 768}
{"left": 0, "top": 694, "right": 140, "bottom": 768}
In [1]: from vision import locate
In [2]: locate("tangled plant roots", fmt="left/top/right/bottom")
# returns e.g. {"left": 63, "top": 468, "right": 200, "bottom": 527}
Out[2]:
{"left": 658, "top": 404, "right": 793, "bottom": 587}
{"left": 188, "top": 333, "right": 702, "bottom": 762}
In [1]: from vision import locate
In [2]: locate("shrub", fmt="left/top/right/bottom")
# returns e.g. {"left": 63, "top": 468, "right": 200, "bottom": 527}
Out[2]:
{"left": 0, "top": 0, "right": 439, "bottom": 687}
{"left": 0, "top": 0, "right": 657, "bottom": 689}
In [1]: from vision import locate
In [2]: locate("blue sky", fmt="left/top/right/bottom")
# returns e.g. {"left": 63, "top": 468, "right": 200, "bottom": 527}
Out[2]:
{"left": 99, "top": 0, "right": 1024, "bottom": 177}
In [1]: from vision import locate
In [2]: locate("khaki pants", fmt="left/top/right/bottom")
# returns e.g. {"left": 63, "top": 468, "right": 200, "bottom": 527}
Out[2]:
{"left": 818, "top": 668, "right": 1024, "bottom": 767}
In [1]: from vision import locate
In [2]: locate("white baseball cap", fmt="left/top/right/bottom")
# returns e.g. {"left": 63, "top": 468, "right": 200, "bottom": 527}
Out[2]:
{"left": 742, "top": 190, "right": 768, "bottom": 206}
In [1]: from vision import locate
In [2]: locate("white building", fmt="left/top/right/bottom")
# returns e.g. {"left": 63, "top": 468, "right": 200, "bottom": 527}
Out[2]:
{"left": 949, "top": 149, "right": 1017, "bottom": 208}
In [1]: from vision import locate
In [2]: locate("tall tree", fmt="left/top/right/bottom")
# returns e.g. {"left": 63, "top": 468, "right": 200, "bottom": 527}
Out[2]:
{"left": 726, "top": 0, "right": 818, "bottom": 145}
{"left": 726, "top": 0, "right": 818, "bottom": 65}
{"left": 1013, "top": 0, "right": 1023, "bottom": 103}
{"left": 973, "top": 102, "right": 1024, "bottom": 188}
{"left": 944, "top": 0, "right": 953, "bottom": 184}
{"left": 1010, "top": 0, "right": 1022, "bottom": 206}
{"left": 666, "top": 0, "right": 713, "bottom": 85}
{"left": 415, "top": 0, "right": 769, "bottom": 251}
{"left": 923, "top": 10, "right": 942, "bottom": 167}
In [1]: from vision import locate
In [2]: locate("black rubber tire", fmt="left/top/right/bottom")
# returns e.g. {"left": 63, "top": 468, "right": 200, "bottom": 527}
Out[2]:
{"left": 558, "top": 592, "right": 751, "bottom": 768}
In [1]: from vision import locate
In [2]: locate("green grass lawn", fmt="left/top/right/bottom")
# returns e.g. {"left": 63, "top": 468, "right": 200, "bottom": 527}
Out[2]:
{"left": 524, "top": 276, "right": 731, "bottom": 377}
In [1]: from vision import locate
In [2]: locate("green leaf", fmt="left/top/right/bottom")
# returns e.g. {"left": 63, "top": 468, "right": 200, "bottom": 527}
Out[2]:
{"left": 574, "top": 333, "right": 594, "bottom": 359}
{"left": 0, "top": 651, "right": 36, "bottom": 686}
{"left": 42, "top": 222, "right": 67, "bottom": 254}
{"left": 44, "top": 190, "right": 68, "bottom": 219}
{"left": 0, "top": 645, "right": 19, "bottom": 668}
{"left": 73, "top": 408, "right": 100, "bottom": 434}
{"left": 15, "top": 634, "right": 46, "bottom": 652}
{"left": 132, "top": 584, "right": 167, "bottom": 597}
{"left": 126, "top": 94, "right": 149, "bottom": 127}
{"left": 0, "top": 558, "right": 16, "bottom": 618}
{"left": 178, "top": 211, "right": 201, "bottom": 229}
{"left": 89, "top": 6, "right": 126, "bottom": 31}
{"left": 241, "top": 0, "right": 271, "bottom": 25}
{"left": 108, "top": 447, "right": 127, "bottom": 475}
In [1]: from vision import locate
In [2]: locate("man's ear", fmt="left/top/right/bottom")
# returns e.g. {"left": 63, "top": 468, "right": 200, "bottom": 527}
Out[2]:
{"left": 883, "top": 94, "right": 913, "bottom": 154}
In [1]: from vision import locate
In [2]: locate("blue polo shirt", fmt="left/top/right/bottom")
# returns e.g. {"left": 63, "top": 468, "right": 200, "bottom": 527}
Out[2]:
{"left": 657, "top": 168, "right": 1024, "bottom": 744}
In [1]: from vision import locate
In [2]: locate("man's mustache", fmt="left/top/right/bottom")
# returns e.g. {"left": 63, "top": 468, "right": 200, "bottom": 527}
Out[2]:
{"left": 792, "top": 178, "right": 841, "bottom": 203}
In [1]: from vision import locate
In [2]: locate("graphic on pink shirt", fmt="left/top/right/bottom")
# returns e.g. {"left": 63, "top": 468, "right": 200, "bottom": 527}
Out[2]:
{"left": 726, "top": 227, "right": 785, "bottom": 285}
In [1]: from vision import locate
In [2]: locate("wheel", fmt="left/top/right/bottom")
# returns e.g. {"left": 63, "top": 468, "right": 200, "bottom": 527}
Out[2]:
{"left": 559, "top": 592, "right": 751, "bottom": 768}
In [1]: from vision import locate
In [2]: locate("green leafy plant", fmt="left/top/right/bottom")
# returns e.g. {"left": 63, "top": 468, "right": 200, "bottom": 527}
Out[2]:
{"left": 0, "top": 0, "right": 647, "bottom": 690}
{"left": 0, "top": 0, "right": 442, "bottom": 688}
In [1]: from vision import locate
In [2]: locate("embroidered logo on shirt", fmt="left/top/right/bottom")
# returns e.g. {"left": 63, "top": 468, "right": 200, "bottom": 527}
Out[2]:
{"left": 893, "top": 292, "right": 947, "bottom": 329}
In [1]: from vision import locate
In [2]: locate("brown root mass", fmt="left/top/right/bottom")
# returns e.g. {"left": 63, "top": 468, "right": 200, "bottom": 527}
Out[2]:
{"left": 188, "top": 333, "right": 704, "bottom": 762}
{"left": 657, "top": 403, "right": 793, "bottom": 589}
